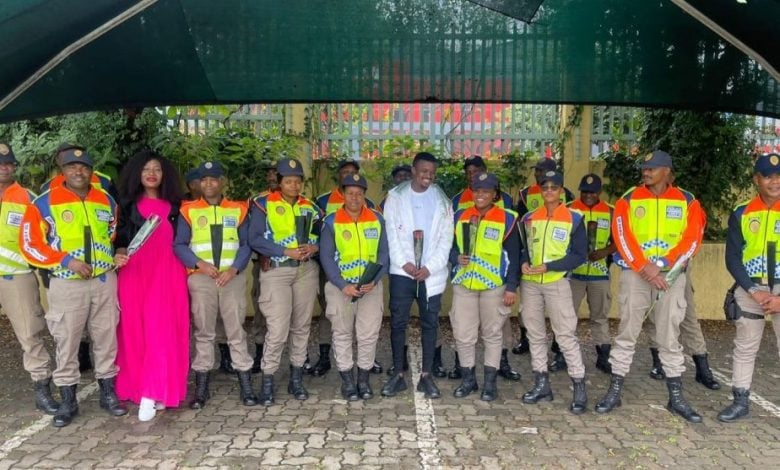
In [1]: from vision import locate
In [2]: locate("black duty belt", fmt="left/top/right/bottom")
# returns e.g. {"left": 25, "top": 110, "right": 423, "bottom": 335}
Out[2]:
{"left": 272, "top": 259, "right": 305, "bottom": 269}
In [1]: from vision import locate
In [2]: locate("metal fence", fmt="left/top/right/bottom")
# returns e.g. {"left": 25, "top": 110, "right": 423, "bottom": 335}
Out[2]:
{"left": 173, "top": 104, "right": 285, "bottom": 135}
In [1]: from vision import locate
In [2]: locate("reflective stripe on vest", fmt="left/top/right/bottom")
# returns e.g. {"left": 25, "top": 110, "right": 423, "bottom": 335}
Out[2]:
{"left": 623, "top": 188, "right": 688, "bottom": 267}
{"left": 570, "top": 200, "right": 612, "bottom": 278}
{"left": 452, "top": 205, "right": 516, "bottom": 291}
{"left": 738, "top": 197, "right": 780, "bottom": 280}
{"left": 187, "top": 204, "right": 243, "bottom": 271}
{"left": 522, "top": 204, "right": 577, "bottom": 284}
{"left": 327, "top": 207, "right": 382, "bottom": 284}
{"left": 0, "top": 183, "right": 33, "bottom": 275}
{"left": 263, "top": 192, "right": 320, "bottom": 263}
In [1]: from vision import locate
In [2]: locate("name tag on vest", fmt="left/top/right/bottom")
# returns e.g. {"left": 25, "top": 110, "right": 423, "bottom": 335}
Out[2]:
{"left": 6, "top": 211, "right": 22, "bottom": 227}
{"left": 774, "top": 220, "right": 780, "bottom": 234}
{"left": 223, "top": 216, "right": 237, "bottom": 228}
{"left": 363, "top": 228, "right": 379, "bottom": 239}
{"left": 551, "top": 227, "right": 568, "bottom": 241}
{"left": 597, "top": 218, "right": 609, "bottom": 229}
{"left": 95, "top": 209, "right": 112, "bottom": 223}
{"left": 484, "top": 227, "right": 500, "bottom": 241}
{"left": 666, "top": 206, "right": 682, "bottom": 219}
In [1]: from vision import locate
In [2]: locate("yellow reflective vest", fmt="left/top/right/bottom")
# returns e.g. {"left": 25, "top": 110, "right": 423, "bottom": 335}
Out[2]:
{"left": 452, "top": 205, "right": 517, "bottom": 290}
{"left": 325, "top": 206, "right": 382, "bottom": 283}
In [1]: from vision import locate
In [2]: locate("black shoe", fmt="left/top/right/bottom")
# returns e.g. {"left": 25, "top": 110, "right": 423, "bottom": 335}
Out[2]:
{"left": 522, "top": 371, "right": 553, "bottom": 404}
{"left": 649, "top": 348, "right": 665, "bottom": 380}
{"left": 447, "top": 352, "right": 462, "bottom": 380}
{"left": 512, "top": 328, "right": 530, "bottom": 355}
{"left": 595, "top": 374, "right": 624, "bottom": 413}
{"left": 548, "top": 341, "right": 567, "bottom": 373}
{"left": 357, "top": 368, "right": 373, "bottom": 400}
{"left": 416, "top": 374, "right": 441, "bottom": 399}
{"left": 190, "top": 371, "right": 210, "bottom": 409}
{"left": 52, "top": 384, "right": 78, "bottom": 428}
{"left": 77, "top": 341, "right": 92, "bottom": 373}
{"left": 34, "top": 378, "right": 60, "bottom": 415}
{"left": 310, "top": 344, "right": 331, "bottom": 377}
{"left": 97, "top": 377, "right": 128, "bottom": 416}
{"left": 718, "top": 387, "right": 750, "bottom": 423}
{"left": 498, "top": 349, "right": 521, "bottom": 381}
{"left": 339, "top": 370, "right": 359, "bottom": 401}
{"left": 453, "top": 367, "right": 478, "bottom": 398}
{"left": 570, "top": 378, "right": 587, "bottom": 415}
{"left": 693, "top": 354, "right": 721, "bottom": 390}
{"left": 237, "top": 370, "right": 258, "bottom": 406}
{"left": 387, "top": 346, "right": 410, "bottom": 377}
{"left": 288, "top": 366, "right": 309, "bottom": 400}
{"left": 259, "top": 374, "right": 274, "bottom": 406}
{"left": 251, "top": 343, "right": 263, "bottom": 374}
{"left": 595, "top": 344, "right": 612, "bottom": 374}
{"left": 370, "top": 360, "right": 383, "bottom": 375}
{"left": 218, "top": 343, "right": 235, "bottom": 374}
{"left": 666, "top": 377, "right": 702, "bottom": 423}
{"left": 480, "top": 366, "right": 498, "bottom": 402}
{"left": 433, "top": 346, "right": 447, "bottom": 378}
{"left": 381, "top": 374, "right": 407, "bottom": 397}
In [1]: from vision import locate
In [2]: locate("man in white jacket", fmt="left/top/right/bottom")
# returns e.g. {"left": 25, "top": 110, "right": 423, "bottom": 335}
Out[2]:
{"left": 381, "top": 152, "right": 455, "bottom": 399}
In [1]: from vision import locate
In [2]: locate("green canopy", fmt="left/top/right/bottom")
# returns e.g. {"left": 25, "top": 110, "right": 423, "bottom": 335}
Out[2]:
{"left": 0, "top": 0, "right": 778, "bottom": 123}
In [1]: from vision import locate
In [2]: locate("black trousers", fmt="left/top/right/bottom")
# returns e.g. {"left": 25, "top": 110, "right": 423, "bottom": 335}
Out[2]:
{"left": 389, "top": 274, "right": 441, "bottom": 373}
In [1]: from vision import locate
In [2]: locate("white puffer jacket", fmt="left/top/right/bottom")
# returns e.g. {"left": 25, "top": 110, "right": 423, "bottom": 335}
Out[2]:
{"left": 384, "top": 181, "right": 454, "bottom": 299}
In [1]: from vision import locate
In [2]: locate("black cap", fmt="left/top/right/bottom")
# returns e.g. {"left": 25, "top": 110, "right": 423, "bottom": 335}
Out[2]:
{"left": 59, "top": 147, "right": 93, "bottom": 168}
{"left": 185, "top": 168, "right": 201, "bottom": 183}
{"left": 340, "top": 173, "right": 368, "bottom": 190}
{"left": 412, "top": 152, "right": 438, "bottom": 166}
{"left": 337, "top": 159, "right": 360, "bottom": 172}
{"left": 539, "top": 170, "right": 563, "bottom": 187}
{"left": 464, "top": 155, "right": 486, "bottom": 170}
{"left": 578, "top": 173, "right": 602, "bottom": 192}
{"left": 471, "top": 172, "right": 499, "bottom": 191}
{"left": 534, "top": 158, "right": 557, "bottom": 171}
{"left": 276, "top": 158, "right": 305, "bottom": 177}
{"left": 755, "top": 153, "right": 780, "bottom": 176}
{"left": 0, "top": 143, "right": 16, "bottom": 164}
{"left": 641, "top": 150, "right": 674, "bottom": 169}
{"left": 391, "top": 164, "right": 412, "bottom": 177}
{"left": 198, "top": 161, "right": 224, "bottom": 178}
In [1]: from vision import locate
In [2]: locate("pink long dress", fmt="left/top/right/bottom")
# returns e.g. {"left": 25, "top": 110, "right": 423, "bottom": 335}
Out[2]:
{"left": 116, "top": 197, "right": 189, "bottom": 407}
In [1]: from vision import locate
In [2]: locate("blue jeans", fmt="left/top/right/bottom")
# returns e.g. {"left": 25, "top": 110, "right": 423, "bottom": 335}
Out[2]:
{"left": 389, "top": 275, "right": 441, "bottom": 373}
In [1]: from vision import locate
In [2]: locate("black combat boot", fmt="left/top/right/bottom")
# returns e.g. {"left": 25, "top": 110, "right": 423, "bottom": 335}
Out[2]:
{"left": 416, "top": 374, "right": 441, "bottom": 399}
{"left": 78, "top": 341, "right": 92, "bottom": 372}
{"left": 339, "top": 370, "right": 359, "bottom": 401}
{"left": 453, "top": 367, "right": 478, "bottom": 398}
{"left": 381, "top": 374, "right": 407, "bottom": 397}
{"left": 52, "top": 384, "right": 78, "bottom": 428}
{"left": 570, "top": 378, "right": 587, "bottom": 415}
{"left": 498, "top": 349, "right": 521, "bottom": 381}
{"left": 665, "top": 377, "right": 702, "bottom": 423}
{"left": 387, "top": 345, "right": 410, "bottom": 376}
{"left": 98, "top": 377, "right": 128, "bottom": 416}
{"left": 548, "top": 341, "right": 567, "bottom": 372}
{"left": 251, "top": 343, "right": 263, "bottom": 374}
{"left": 259, "top": 373, "right": 275, "bottom": 406}
{"left": 34, "top": 378, "right": 60, "bottom": 415}
{"left": 595, "top": 374, "right": 624, "bottom": 413}
{"left": 718, "top": 388, "right": 750, "bottom": 423}
{"left": 237, "top": 370, "right": 258, "bottom": 406}
{"left": 432, "top": 346, "right": 447, "bottom": 378}
{"left": 190, "top": 371, "right": 210, "bottom": 409}
{"left": 692, "top": 354, "right": 721, "bottom": 390}
{"left": 649, "top": 348, "right": 665, "bottom": 380}
{"left": 218, "top": 343, "right": 235, "bottom": 374}
{"left": 370, "top": 360, "right": 383, "bottom": 374}
{"left": 480, "top": 367, "right": 498, "bottom": 402}
{"left": 522, "top": 371, "right": 553, "bottom": 404}
{"left": 310, "top": 344, "right": 331, "bottom": 377}
{"left": 595, "top": 344, "right": 612, "bottom": 374}
{"left": 357, "top": 368, "right": 373, "bottom": 400}
{"left": 447, "top": 352, "right": 462, "bottom": 380}
{"left": 512, "top": 327, "right": 530, "bottom": 355}
{"left": 288, "top": 366, "right": 309, "bottom": 400}
{"left": 302, "top": 352, "right": 313, "bottom": 374}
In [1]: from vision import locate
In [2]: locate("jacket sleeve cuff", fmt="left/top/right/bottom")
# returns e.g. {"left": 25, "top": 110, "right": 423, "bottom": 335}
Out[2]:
{"left": 61, "top": 254, "right": 74, "bottom": 268}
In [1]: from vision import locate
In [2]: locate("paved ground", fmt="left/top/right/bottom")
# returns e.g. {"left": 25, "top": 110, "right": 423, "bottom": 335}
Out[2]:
{"left": 0, "top": 316, "right": 779, "bottom": 469}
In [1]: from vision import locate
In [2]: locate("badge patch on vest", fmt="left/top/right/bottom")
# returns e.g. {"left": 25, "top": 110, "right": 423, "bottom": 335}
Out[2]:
{"left": 363, "top": 228, "right": 379, "bottom": 239}
{"left": 342, "top": 230, "right": 352, "bottom": 241}
{"left": 634, "top": 207, "right": 645, "bottom": 219}
{"left": 666, "top": 206, "right": 682, "bottom": 219}
{"left": 95, "top": 209, "right": 112, "bottom": 223}
{"left": 749, "top": 218, "right": 761, "bottom": 233}
{"left": 530, "top": 200, "right": 539, "bottom": 209}
{"left": 551, "top": 227, "right": 568, "bottom": 241}
{"left": 223, "top": 216, "right": 237, "bottom": 228}
{"left": 276, "top": 206, "right": 286, "bottom": 215}
{"left": 6, "top": 211, "right": 22, "bottom": 227}
{"left": 774, "top": 220, "right": 780, "bottom": 234}
{"left": 484, "top": 227, "right": 500, "bottom": 241}
{"left": 61, "top": 210, "right": 74, "bottom": 223}
{"left": 197, "top": 216, "right": 208, "bottom": 228}
{"left": 597, "top": 218, "right": 609, "bottom": 229}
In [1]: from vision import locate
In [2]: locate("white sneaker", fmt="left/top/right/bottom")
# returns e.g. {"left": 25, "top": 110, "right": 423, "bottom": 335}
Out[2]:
{"left": 138, "top": 397, "right": 156, "bottom": 422}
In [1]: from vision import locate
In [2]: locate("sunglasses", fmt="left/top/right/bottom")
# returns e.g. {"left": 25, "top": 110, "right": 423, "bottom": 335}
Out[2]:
{"left": 541, "top": 184, "right": 561, "bottom": 192}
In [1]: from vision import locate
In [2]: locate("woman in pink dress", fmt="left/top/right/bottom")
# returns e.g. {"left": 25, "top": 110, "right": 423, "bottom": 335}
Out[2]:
{"left": 114, "top": 150, "right": 190, "bottom": 421}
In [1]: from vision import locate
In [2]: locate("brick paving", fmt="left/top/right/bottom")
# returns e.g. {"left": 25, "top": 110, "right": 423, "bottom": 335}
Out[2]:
{"left": 0, "top": 315, "right": 779, "bottom": 469}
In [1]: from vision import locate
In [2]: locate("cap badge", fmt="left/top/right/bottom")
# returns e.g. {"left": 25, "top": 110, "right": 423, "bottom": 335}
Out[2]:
{"left": 644, "top": 153, "right": 653, "bottom": 162}
{"left": 73, "top": 150, "right": 83, "bottom": 157}
{"left": 289, "top": 160, "right": 297, "bottom": 168}
{"left": 0, "top": 144, "right": 9, "bottom": 155}
{"left": 546, "top": 171, "right": 555, "bottom": 177}
{"left": 586, "top": 176, "right": 593, "bottom": 184}
{"left": 479, "top": 174, "right": 488, "bottom": 181}
{"left": 352, "top": 174, "right": 360, "bottom": 181}
{"left": 771, "top": 155, "right": 779, "bottom": 166}
{"left": 204, "top": 162, "right": 213, "bottom": 169}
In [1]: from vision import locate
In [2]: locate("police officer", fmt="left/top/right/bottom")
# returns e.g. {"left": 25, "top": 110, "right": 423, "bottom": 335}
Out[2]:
{"left": 519, "top": 170, "right": 588, "bottom": 414}
{"left": 568, "top": 174, "right": 616, "bottom": 374}
{"left": 320, "top": 174, "right": 389, "bottom": 400}
{"left": 249, "top": 158, "right": 321, "bottom": 405}
{"left": 451, "top": 156, "right": 520, "bottom": 382}
{"left": 0, "top": 143, "right": 58, "bottom": 415}
{"left": 174, "top": 161, "right": 257, "bottom": 409}
{"left": 20, "top": 146, "right": 127, "bottom": 427}
{"left": 718, "top": 153, "right": 780, "bottom": 422}
{"left": 449, "top": 173, "right": 520, "bottom": 401}
{"left": 379, "top": 164, "right": 412, "bottom": 212}
{"left": 596, "top": 150, "right": 705, "bottom": 423}
{"left": 183, "top": 168, "right": 202, "bottom": 201}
